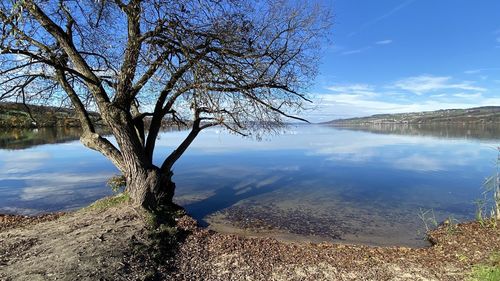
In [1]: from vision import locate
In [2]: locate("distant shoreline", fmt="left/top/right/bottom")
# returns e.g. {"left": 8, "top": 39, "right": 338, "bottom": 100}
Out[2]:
{"left": 0, "top": 102, "right": 99, "bottom": 129}
{"left": 324, "top": 106, "right": 500, "bottom": 125}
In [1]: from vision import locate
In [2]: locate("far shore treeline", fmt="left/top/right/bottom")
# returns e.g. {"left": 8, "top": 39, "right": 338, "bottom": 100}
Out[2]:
{"left": 0, "top": 102, "right": 181, "bottom": 129}
{"left": 0, "top": 102, "right": 99, "bottom": 128}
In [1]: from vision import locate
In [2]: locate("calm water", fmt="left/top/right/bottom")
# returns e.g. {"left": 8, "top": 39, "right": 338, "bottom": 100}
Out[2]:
{"left": 1, "top": 124, "right": 499, "bottom": 247}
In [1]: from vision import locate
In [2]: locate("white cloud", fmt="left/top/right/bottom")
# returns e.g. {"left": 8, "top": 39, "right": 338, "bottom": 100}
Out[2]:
{"left": 392, "top": 75, "right": 486, "bottom": 94}
{"left": 320, "top": 94, "right": 404, "bottom": 111}
{"left": 375, "top": 39, "right": 393, "bottom": 45}
{"left": 305, "top": 73, "right": 499, "bottom": 121}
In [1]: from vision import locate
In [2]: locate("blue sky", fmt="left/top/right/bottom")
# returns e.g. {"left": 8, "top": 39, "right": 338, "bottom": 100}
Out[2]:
{"left": 308, "top": 0, "right": 500, "bottom": 121}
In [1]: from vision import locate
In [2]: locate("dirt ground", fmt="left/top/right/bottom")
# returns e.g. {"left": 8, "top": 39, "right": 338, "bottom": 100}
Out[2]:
{"left": 0, "top": 200, "right": 499, "bottom": 281}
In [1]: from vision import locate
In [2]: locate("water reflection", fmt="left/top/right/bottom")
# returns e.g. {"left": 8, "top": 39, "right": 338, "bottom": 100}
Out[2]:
{"left": 0, "top": 140, "right": 117, "bottom": 214}
{"left": 162, "top": 125, "right": 499, "bottom": 246}
{"left": 331, "top": 123, "right": 500, "bottom": 141}
{"left": 0, "top": 124, "right": 498, "bottom": 247}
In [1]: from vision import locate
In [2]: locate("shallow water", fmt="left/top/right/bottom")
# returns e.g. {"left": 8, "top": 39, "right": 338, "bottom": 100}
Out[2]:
{"left": 0, "top": 124, "right": 498, "bottom": 247}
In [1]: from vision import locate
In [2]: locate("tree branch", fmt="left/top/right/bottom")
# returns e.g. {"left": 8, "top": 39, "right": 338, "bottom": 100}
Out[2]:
{"left": 23, "top": 1, "right": 110, "bottom": 106}
{"left": 160, "top": 119, "right": 201, "bottom": 173}
{"left": 114, "top": 0, "right": 142, "bottom": 106}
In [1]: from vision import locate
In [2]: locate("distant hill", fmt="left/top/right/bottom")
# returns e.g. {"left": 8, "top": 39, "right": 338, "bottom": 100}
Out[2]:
{"left": 0, "top": 102, "right": 183, "bottom": 129}
{"left": 325, "top": 106, "right": 500, "bottom": 125}
{"left": 0, "top": 102, "right": 101, "bottom": 128}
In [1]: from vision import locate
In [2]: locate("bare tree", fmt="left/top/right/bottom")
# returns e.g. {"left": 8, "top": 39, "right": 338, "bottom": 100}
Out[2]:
{"left": 0, "top": 0, "right": 330, "bottom": 210}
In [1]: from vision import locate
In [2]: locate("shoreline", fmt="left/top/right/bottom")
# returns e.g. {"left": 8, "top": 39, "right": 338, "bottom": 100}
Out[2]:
{"left": 0, "top": 206, "right": 481, "bottom": 250}
{"left": 1, "top": 202, "right": 499, "bottom": 280}
{"left": 0, "top": 209, "right": 479, "bottom": 250}
{"left": 0, "top": 209, "right": 432, "bottom": 249}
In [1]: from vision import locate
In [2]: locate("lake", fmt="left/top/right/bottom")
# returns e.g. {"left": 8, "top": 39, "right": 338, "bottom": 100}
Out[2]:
{"left": 1, "top": 124, "right": 499, "bottom": 247}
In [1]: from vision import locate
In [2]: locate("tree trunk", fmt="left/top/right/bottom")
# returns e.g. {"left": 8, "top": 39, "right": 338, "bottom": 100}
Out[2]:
{"left": 101, "top": 105, "right": 176, "bottom": 210}
{"left": 495, "top": 184, "right": 500, "bottom": 221}
{"left": 125, "top": 167, "right": 176, "bottom": 210}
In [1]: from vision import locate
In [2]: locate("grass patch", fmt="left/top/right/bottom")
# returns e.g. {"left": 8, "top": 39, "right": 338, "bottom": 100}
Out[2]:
{"left": 87, "top": 193, "right": 130, "bottom": 210}
{"left": 128, "top": 203, "right": 190, "bottom": 279}
{"left": 469, "top": 252, "right": 500, "bottom": 281}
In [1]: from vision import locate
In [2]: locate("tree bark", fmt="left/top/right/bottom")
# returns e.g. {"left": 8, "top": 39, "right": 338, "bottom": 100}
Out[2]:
{"left": 125, "top": 167, "right": 176, "bottom": 210}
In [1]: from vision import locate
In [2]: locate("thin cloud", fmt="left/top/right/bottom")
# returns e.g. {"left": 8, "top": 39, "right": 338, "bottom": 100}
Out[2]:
{"left": 375, "top": 39, "right": 393, "bottom": 45}
{"left": 464, "top": 68, "right": 500, "bottom": 74}
{"left": 340, "top": 40, "right": 392, "bottom": 56}
{"left": 452, "top": 93, "right": 483, "bottom": 99}
{"left": 341, "top": 46, "right": 372, "bottom": 55}
{"left": 349, "top": 0, "right": 417, "bottom": 37}
{"left": 326, "top": 84, "right": 375, "bottom": 96}
{"left": 325, "top": 44, "right": 346, "bottom": 54}
{"left": 392, "top": 75, "right": 486, "bottom": 94}
{"left": 464, "top": 69, "right": 482, "bottom": 74}
{"left": 430, "top": 94, "right": 447, "bottom": 98}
